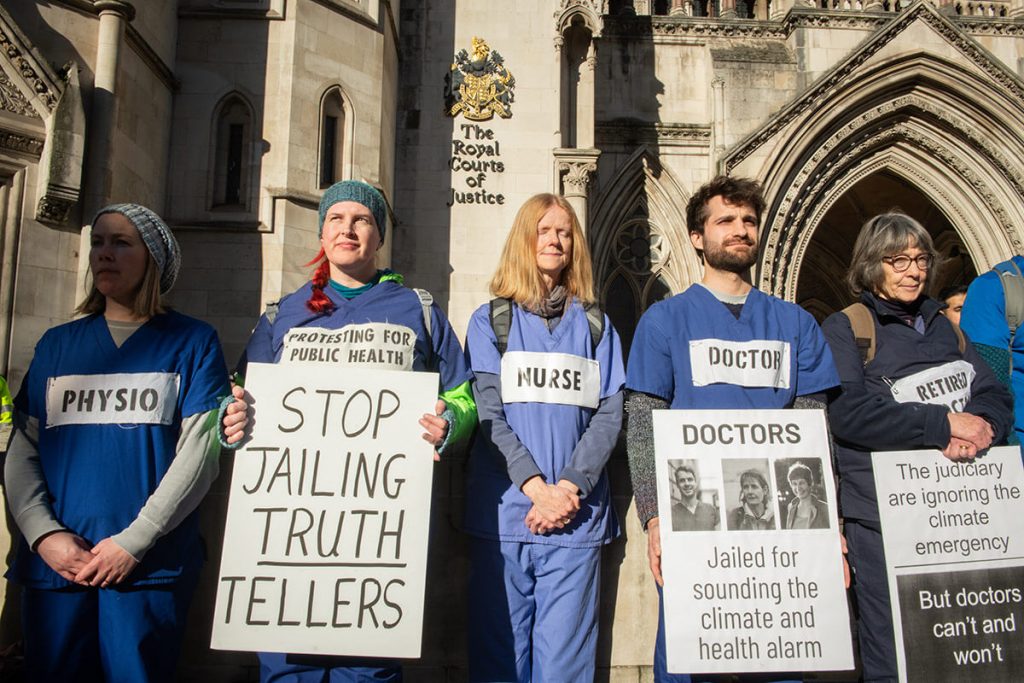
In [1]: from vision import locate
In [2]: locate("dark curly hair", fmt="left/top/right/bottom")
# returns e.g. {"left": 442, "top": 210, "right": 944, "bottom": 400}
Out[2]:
{"left": 685, "top": 175, "right": 766, "bottom": 237}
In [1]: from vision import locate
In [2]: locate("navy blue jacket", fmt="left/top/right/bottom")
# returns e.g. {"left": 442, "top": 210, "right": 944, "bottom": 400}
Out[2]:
{"left": 822, "top": 292, "right": 1013, "bottom": 522}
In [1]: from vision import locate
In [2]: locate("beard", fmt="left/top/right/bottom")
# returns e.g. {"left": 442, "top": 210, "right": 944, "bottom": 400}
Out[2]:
{"left": 704, "top": 237, "right": 758, "bottom": 273}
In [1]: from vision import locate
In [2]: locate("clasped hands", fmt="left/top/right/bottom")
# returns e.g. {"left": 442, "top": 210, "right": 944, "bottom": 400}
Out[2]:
{"left": 944, "top": 412, "right": 995, "bottom": 461}
{"left": 36, "top": 532, "right": 137, "bottom": 588}
{"left": 522, "top": 476, "right": 580, "bottom": 535}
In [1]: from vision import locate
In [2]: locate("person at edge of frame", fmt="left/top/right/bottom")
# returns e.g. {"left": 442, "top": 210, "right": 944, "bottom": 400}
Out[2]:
{"left": 220, "top": 180, "right": 477, "bottom": 683}
{"left": 461, "top": 193, "right": 625, "bottom": 682}
{"left": 821, "top": 212, "right": 1012, "bottom": 682}
{"left": 960, "top": 256, "right": 1024, "bottom": 453}
{"left": 625, "top": 175, "right": 841, "bottom": 683}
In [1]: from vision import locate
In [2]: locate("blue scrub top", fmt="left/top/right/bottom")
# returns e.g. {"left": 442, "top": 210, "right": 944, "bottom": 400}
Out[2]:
{"left": 464, "top": 301, "right": 624, "bottom": 547}
{"left": 626, "top": 285, "right": 838, "bottom": 406}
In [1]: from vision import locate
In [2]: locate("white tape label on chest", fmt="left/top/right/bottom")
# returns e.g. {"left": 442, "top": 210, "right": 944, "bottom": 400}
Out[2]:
{"left": 689, "top": 339, "right": 791, "bottom": 389}
{"left": 500, "top": 351, "right": 601, "bottom": 409}
{"left": 46, "top": 372, "right": 179, "bottom": 427}
{"left": 282, "top": 324, "right": 415, "bottom": 371}
{"left": 889, "top": 360, "right": 975, "bottom": 412}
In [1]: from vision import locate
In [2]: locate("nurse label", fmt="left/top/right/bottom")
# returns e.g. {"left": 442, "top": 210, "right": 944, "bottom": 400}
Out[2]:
{"left": 46, "top": 372, "right": 179, "bottom": 426}
{"left": 500, "top": 351, "right": 600, "bottom": 409}
{"left": 282, "top": 324, "right": 416, "bottom": 371}
{"left": 690, "top": 339, "right": 791, "bottom": 389}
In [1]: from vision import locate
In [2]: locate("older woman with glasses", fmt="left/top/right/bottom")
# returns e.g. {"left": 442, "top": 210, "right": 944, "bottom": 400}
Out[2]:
{"left": 821, "top": 212, "right": 1012, "bottom": 682}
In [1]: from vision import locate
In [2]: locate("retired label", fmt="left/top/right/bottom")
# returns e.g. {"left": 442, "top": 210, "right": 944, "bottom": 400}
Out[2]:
{"left": 282, "top": 324, "right": 416, "bottom": 371}
{"left": 46, "top": 372, "right": 179, "bottom": 427}
{"left": 689, "top": 339, "right": 791, "bottom": 389}
{"left": 889, "top": 360, "right": 974, "bottom": 412}
{"left": 500, "top": 351, "right": 600, "bottom": 409}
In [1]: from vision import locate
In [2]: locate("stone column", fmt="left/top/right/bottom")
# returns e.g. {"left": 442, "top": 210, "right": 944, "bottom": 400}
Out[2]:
{"left": 770, "top": 0, "right": 795, "bottom": 19}
{"left": 576, "top": 44, "right": 596, "bottom": 149}
{"left": 671, "top": 0, "right": 689, "bottom": 13}
{"left": 85, "top": 0, "right": 134, "bottom": 214}
{"left": 553, "top": 149, "right": 600, "bottom": 233}
{"left": 711, "top": 77, "right": 726, "bottom": 169}
{"left": 1012, "top": 0, "right": 1024, "bottom": 18}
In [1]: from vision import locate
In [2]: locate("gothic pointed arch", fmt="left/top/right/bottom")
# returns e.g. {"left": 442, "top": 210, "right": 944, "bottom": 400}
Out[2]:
{"left": 722, "top": 2, "right": 1024, "bottom": 300}
{"left": 555, "top": 1, "right": 604, "bottom": 37}
{"left": 590, "top": 147, "right": 694, "bottom": 348}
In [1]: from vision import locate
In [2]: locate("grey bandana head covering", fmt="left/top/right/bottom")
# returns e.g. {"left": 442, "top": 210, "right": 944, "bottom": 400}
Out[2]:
{"left": 93, "top": 203, "right": 181, "bottom": 294}
{"left": 318, "top": 180, "right": 387, "bottom": 240}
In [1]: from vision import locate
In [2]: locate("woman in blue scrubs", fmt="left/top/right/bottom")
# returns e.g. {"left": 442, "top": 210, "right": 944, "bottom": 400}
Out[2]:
{"left": 462, "top": 193, "right": 624, "bottom": 682}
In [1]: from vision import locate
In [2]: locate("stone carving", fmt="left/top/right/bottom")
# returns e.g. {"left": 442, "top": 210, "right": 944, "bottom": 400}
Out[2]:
{"left": 558, "top": 158, "right": 598, "bottom": 195}
{"left": 36, "top": 194, "right": 75, "bottom": 224}
{"left": 0, "top": 68, "right": 37, "bottom": 118}
{"left": 596, "top": 122, "right": 711, "bottom": 146}
{"left": 614, "top": 220, "right": 665, "bottom": 274}
{"left": 0, "top": 131, "right": 44, "bottom": 156}
{"left": 758, "top": 95, "right": 1024, "bottom": 295}
{"left": 0, "top": 28, "right": 58, "bottom": 112}
{"left": 725, "top": 2, "right": 1024, "bottom": 171}
{"left": 445, "top": 37, "right": 515, "bottom": 121}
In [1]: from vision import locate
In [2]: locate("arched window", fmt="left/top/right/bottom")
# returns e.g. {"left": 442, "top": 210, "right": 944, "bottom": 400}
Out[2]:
{"left": 212, "top": 94, "right": 253, "bottom": 209}
{"left": 319, "top": 87, "right": 352, "bottom": 189}
{"left": 602, "top": 219, "right": 673, "bottom": 356}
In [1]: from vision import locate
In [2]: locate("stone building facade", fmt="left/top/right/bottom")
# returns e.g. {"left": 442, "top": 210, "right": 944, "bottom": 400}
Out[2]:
{"left": 2, "top": 0, "right": 1024, "bottom": 679}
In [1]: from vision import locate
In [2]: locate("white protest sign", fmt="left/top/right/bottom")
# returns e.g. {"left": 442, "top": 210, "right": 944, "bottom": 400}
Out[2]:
{"left": 873, "top": 445, "right": 1024, "bottom": 682}
{"left": 654, "top": 409, "right": 854, "bottom": 674}
{"left": 211, "top": 363, "right": 438, "bottom": 658}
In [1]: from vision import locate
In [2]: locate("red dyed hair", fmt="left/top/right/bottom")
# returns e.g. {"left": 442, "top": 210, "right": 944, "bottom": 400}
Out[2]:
{"left": 305, "top": 248, "right": 334, "bottom": 313}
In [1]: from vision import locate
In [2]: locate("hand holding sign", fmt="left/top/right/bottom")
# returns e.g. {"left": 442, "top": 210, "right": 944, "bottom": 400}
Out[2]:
{"left": 222, "top": 384, "right": 249, "bottom": 446}
{"left": 417, "top": 399, "right": 448, "bottom": 461}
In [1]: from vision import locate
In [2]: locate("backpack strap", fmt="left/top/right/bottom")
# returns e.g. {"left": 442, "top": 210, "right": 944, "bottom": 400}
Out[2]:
{"left": 995, "top": 259, "right": 1024, "bottom": 338}
{"left": 264, "top": 300, "right": 281, "bottom": 325}
{"left": 490, "top": 298, "right": 605, "bottom": 356}
{"left": 489, "top": 297, "right": 513, "bottom": 355}
{"left": 950, "top": 322, "right": 967, "bottom": 356}
{"left": 583, "top": 302, "right": 605, "bottom": 356}
{"left": 841, "top": 302, "right": 876, "bottom": 365}
{"left": 413, "top": 288, "right": 435, "bottom": 368}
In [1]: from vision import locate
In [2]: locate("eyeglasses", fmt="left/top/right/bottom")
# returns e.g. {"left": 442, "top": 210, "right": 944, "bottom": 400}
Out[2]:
{"left": 883, "top": 254, "right": 932, "bottom": 272}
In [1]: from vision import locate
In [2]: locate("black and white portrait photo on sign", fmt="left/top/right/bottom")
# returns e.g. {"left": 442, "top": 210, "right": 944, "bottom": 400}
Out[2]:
{"left": 723, "top": 459, "right": 776, "bottom": 531}
{"left": 668, "top": 458, "right": 721, "bottom": 532}
{"left": 775, "top": 458, "right": 830, "bottom": 531}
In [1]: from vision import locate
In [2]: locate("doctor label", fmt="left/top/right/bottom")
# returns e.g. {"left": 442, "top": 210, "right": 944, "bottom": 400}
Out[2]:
{"left": 689, "top": 339, "right": 791, "bottom": 389}
{"left": 282, "top": 324, "right": 416, "bottom": 371}
{"left": 501, "top": 351, "right": 600, "bottom": 409}
{"left": 47, "top": 372, "right": 180, "bottom": 427}
{"left": 889, "top": 360, "right": 974, "bottom": 412}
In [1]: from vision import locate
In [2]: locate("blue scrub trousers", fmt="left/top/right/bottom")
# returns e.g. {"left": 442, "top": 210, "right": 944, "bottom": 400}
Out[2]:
{"left": 845, "top": 519, "right": 897, "bottom": 682}
{"left": 22, "top": 575, "right": 197, "bottom": 683}
{"left": 258, "top": 652, "right": 401, "bottom": 682}
{"left": 654, "top": 586, "right": 801, "bottom": 683}
{"left": 467, "top": 538, "right": 601, "bottom": 683}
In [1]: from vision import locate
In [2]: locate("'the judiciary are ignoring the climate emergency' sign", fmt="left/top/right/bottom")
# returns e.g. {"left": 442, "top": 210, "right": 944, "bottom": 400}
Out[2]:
{"left": 210, "top": 363, "right": 438, "bottom": 658}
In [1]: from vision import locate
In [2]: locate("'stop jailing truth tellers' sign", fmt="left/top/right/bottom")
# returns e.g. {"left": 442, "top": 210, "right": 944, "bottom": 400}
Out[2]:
{"left": 210, "top": 363, "right": 439, "bottom": 659}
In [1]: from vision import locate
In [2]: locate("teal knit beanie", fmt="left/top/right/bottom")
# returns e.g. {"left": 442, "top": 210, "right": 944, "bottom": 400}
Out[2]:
{"left": 318, "top": 180, "right": 387, "bottom": 240}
